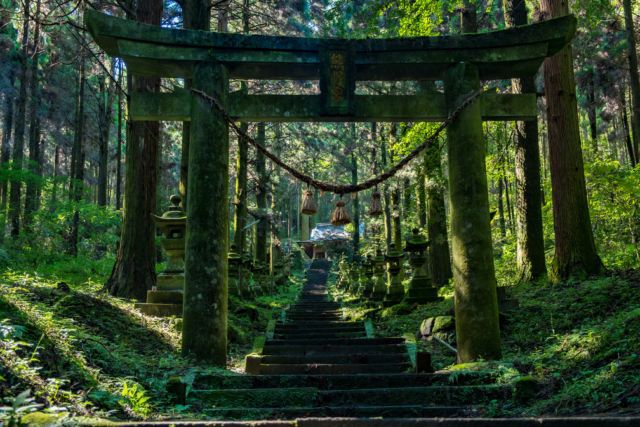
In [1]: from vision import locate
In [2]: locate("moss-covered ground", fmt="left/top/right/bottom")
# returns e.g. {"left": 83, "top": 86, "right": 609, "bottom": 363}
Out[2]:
{"left": 0, "top": 255, "right": 303, "bottom": 423}
{"left": 332, "top": 270, "right": 640, "bottom": 416}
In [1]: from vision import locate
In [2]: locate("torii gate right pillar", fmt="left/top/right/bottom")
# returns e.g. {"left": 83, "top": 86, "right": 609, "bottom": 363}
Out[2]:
{"left": 444, "top": 62, "right": 501, "bottom": 362}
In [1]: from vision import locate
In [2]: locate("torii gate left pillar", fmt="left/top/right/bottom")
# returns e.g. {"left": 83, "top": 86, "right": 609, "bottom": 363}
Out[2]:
{"left": 181, "top": 62, "right": 229, "bottom": 363}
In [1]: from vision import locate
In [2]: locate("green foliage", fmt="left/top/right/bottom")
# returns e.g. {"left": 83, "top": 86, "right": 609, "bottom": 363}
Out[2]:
{"left": 0, "top": 390, "right": 44, "bottom": 427}
{"left": 0, "top": 250, "right": 305, "bottom": 420}
{"left": 118, "top": 381, "right": 152, "bottom": 419}
{"left": 584, "top": 160, "right": 640, "bottom": 269}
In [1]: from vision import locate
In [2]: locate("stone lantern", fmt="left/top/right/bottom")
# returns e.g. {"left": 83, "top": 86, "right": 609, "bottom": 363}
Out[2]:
{"left": 348, "top": 258, "right": 361, "bottom": 294}
{"left": 383, "top": 248, "right": 405, "bottom": 307}
{"left": 135, "top": 195, "right": 186, "bottom": 317}
{"left": 252, "top": 261, "right": 269, "bottom": 295}
{"left": 358, "top": 254, "right": 375, "bottom": 298}
{"left": 337, "top": 257, "right": 350, "bottom": 290}
{"left": 404, "top": 228, "right": 439, "bottom": 303}
{"left": 242, "top": 251, "right": 255, "bottom": 296}
{"left": 370, "top": 248, "right": 387, "bottom": 301}
{"left": 228, "top": 245, "right": 243, "bottom": 297}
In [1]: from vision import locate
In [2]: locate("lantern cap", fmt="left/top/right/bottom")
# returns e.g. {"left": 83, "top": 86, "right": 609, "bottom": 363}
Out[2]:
{"left": 385, "top": 248, "right": 404, "bottom": 260}
{"left": 228, "top": 244, "right": 241, "bottom": 260}
{"left": 405, "top": 228, "right": 429, "bottom": 252}
{"left": 153, "top": 195, "right": 187, "bottom": 225}
{"left": 242, "top": 252, "right": 253, "bottom": 265}
{"left": 373, "top": 248, "right": 386, "bottom": 263}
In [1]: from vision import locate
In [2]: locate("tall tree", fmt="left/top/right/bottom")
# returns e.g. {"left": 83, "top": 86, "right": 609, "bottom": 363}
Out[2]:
{"left": 181, "top": 0, "right": 213, "bottom": 208}
{"left": 0, "top": 69, "right": 15, "bottom": 241}
{"left": 232, "top": 0, "right": 250, "bottom": 253}
{"left": 0, "top": 1, "right": 16, "bottom": 240}
{"left": 350, "top": 123, "right": 360, "bottom": 257}
{"left": 585, "top": 68, "right": 598, "bottom": 151}
{"left": 23, "top": 0, "right": 41, "bottom": 229}
{"left": 424, "top": 142, "right": 453, "bottom": 286}
{"left": 24, "top": 0, "right": 41, "bottom": 228}
{"left": 620, "top": 88, "right": 637, "bottom": 166}
{"left": 416, "top": 167, "right": 427, "bottom": 228}
{"left": 540, "top": 0, "right": 602, "bottom": 278}
{"left": 115, "top": 68, "right": 124, "bottom": 209}
{"left": 106, "top": 0, "right": 163, "bottom": 299}
{"left": 380, "top": 125, "right": 392, "bottom": 247}
{"left": 391, "top": 187, "right": 402, "bottom": 250}
{"left": 8, "top": 0, "right": 31, "bottom": 236}
{"left": 419, "top": 83, "right": 453, "bottom": 287}
{"left": 68, "top": 49, "right": 86, "bottom": 256}
{"left": 97, "top": 63, "right": 115, "bottom": 207}
{"left": 504, "top": 0, "right": 547, "bottom": 281}
{"left": 255, "top": 122, "right": 268, "bottom": 264}
{"left": 623, "top": 0, "right": 640, "bottom": 162}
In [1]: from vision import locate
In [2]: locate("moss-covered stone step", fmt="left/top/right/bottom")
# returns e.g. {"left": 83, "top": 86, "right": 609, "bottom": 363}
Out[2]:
{"left": 262, "top": 344, "right": 407, "bottom": 355}
{"left": 145, "top": 289, "right": 183, "bottom": 304}
{"left": 285, "top": 312, "right": 343, "bottom": 318}
{"left": 273, "top": 332, "right": 366, "bottom": 340}
{"left": 190, "top": 388, "right": 318, "bottom": 408}
{"left": 285, "top": 315, "right": 344, "bottom": 321}
{"left": 274, "top": 325, "right": 364, "bottom": 333}
{"left": 265, "top": 337, "right": 404, "bottom": 346}
{"left": 291, "top": 302, "right": 340, "bottom": 307}
{"left": 277, "top": 321, "right": 356, "bottom": 328}
{"left": 256, "top": 353, "right": 408, "bottom": 365}
{"left": 287, "top": 308, "right": 342, "bottom": 313}
{"left": 192, "top": 385, "right": 505, "bottom": 409}
{"left": 134, "top": 302, "right": 182, "bottom": 317}
{"left": 200, "top": 405, "right": 467, "bottom": 420}
{"left": 192, "top": 372, "right": 499, "bottom": 390}
{"left": 316, "top": 385, "right": 511, "bottom": 407}
{"left": 274, "top": 328, "right": 365, "bottom": 335}
{"left": 253, "top": 362, "right": 412, "bottom": 375}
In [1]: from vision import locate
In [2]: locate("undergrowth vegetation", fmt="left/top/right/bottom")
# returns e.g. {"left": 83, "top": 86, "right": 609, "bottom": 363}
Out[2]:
{"left": 333, "top": 271, "right": 640, "bottom": 416}
{"left": 0, "top": 227, "right": 303, "bottom": 423}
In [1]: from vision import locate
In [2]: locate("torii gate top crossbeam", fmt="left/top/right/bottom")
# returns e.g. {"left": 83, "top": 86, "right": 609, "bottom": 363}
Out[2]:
{"left": 86, "top": 10, "right": 575, "bottom": 82}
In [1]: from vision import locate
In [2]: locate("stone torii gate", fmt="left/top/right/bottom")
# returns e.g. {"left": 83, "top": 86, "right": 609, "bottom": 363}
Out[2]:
{"left": 86, "top": 10, "right": 575, "bottom": 365}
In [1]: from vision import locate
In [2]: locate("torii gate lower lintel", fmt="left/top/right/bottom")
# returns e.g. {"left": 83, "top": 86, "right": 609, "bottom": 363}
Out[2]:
{"left": 85, "top": 10, "right": 576, "bottom": 365}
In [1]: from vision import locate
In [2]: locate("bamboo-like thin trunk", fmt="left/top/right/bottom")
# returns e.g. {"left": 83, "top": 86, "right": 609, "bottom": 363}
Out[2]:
{"left": 8, "top": 0, "right": 31, "bottom": 236}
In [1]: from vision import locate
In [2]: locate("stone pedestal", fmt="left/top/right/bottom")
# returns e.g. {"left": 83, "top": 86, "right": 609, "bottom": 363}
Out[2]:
{"left": 370, "top": 249, "right": 387, "bottom": 302}
{"left": 252, "top": 262, "right": 270, "bottom": 295}
{"left": 358, "top": 255, "right": 374, "bottom": 299}
{"left": 404, "top": 229, "right": 440, "bottom": 304}
{"left": 242, "top": 252, "right": 255, "bottom": 296}
{"left": 347, "top": 262, "right": 360, "bottom": 294}
{"left": 383, "top": 249, "right": 405, "bottom": 307}
{"left": 336, "top": 258, "right": 349, "bottom": 290}
{"left": 228, "top": 246, "right": 243, "bottom": 297}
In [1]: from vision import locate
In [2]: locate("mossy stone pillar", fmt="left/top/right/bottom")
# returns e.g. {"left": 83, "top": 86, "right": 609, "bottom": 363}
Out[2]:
{"left": 357, "top": 255, "right": 373, "bottom": 297}
{"left": 444, "top": 62, "right": 501, "bottom": 362}
{"left": 370, "top": 249, "right": 387, "bottom": 301}
{"left": 383, "top": 249, "right": 405, "bottom": 307}
{"left": 182, "top": 62, "right": 229, "bottom": 365}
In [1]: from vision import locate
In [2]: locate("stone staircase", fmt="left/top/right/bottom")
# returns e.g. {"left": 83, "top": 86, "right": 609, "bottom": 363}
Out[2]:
{"left": 185, "top": 259, "right": 510, "bottom": 420}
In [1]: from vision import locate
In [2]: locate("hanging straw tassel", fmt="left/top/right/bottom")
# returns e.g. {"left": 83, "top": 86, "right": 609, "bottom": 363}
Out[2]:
{"left": 300, "top": 189, "right": 317, "bottom": 215}
{"left": 331, "top": 198, "right": 351, "bottom": 226}
{"left": 369, "top": 189, "right": 383, "bottom": 217}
